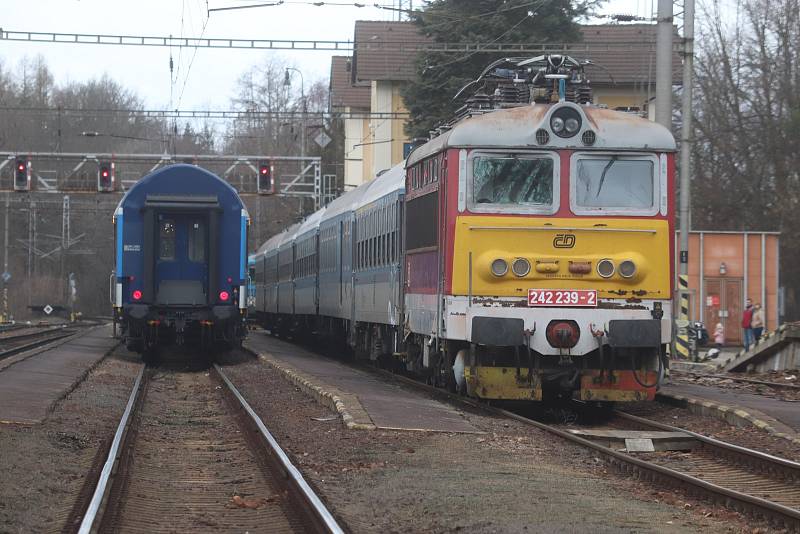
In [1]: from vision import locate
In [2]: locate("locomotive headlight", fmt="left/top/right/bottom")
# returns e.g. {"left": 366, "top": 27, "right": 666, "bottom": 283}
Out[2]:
{"left": 619, "top": 260, "right": 637, "bottom": 278}
{"left": 596, "top": 259, "right": 615, "bottom": 278}
{"left": 511, "top": 258, "right": 531, "bottom": 277}
{"left": 491, "top": 258, "right": 509, "bottom": 277}
{"left": 565, "top": 118, "right": 580, "bottom": 134}
{"left": 550, "top": 106, "right": 582, "bottom": 138}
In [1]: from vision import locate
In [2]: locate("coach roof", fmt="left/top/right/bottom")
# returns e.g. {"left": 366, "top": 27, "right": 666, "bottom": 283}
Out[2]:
{"left": 116, "top": 163, "right": 244, "bottom": 213}
{"left": 356, "top": 163, "right": 405, "bottom": 210}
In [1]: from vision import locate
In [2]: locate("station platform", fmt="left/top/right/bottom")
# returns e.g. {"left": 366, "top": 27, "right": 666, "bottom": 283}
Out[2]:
{"left": 244, "top": 331, "right": 481, "bottom": 434}
{"left": 661, "top": 381, "right": 800, "bottom": 435}
{"left": 0, "top": 325, "right": 117, "bottom": 424}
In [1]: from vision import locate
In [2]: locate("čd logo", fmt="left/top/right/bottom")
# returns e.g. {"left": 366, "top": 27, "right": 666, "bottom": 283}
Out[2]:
{"left": 553, "top": 234, "right": 576, "bottom": 248}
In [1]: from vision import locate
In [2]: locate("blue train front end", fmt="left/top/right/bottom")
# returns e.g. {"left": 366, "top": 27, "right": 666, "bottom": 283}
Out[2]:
{"left": 112, "top": 164, "right": 249, "bottom": 353}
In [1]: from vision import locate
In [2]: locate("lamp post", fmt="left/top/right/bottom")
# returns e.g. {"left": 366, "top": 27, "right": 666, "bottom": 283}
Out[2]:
{"left": 284, "top": 67, "right": 306, "bottom": 159}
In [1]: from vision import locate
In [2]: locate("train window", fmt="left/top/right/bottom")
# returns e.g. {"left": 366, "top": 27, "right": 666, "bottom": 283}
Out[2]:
{"left": 472, "top": 156, "right": 554, "bottom": 209}
{"left": 187, "top": 221, "right": 206, "bottom": 262}
{"left": 159, "top": 219, "right": 176, "bottom": 261}
{"left": 405, "top": 191, "right": 438, "bottom": 251}
{"left": 573, "top": 157, "right": 655, "bottom": 211}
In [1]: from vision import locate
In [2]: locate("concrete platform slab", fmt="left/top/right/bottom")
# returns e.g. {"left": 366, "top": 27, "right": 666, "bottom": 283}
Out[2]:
{"left": 0, "top": 325, "right": 118, "bottom": 424}
{"left": 662, "top": 382, "right": 800, "bottom": 433}
{"left": 245, "top": 332, "right": 481, "bottom": 434}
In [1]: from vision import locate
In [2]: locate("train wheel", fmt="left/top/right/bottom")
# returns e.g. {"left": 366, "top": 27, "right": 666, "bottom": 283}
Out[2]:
{"left": 142, "top": 346, "right": 159, "bottom": 365}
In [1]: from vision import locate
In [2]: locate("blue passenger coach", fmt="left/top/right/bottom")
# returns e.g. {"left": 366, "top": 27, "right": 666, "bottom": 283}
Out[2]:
{"left": 112, "top": 164, "right": 249, "bottom": 353}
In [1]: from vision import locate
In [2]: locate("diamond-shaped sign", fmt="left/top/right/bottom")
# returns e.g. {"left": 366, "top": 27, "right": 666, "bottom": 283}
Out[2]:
{"left": 43, "top": 304, "right": 53, "bottom": 315}
{"left": 314, "top": 131, "right": 332, "bottom": 149}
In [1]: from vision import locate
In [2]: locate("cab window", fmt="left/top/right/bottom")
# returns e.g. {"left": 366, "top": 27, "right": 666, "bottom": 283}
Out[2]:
{"left": 469, "top": 153, "right": 557, "bottom": 214}
{"left": 571, "top": 154, "right": 658, "bottom": 214}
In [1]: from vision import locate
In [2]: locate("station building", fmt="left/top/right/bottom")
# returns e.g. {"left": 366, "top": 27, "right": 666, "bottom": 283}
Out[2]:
{"left": 329, "top": 22, "right": 680, "bottom": 189}
{"left": 678, "top": 231, "right": 781, "bottom": 345}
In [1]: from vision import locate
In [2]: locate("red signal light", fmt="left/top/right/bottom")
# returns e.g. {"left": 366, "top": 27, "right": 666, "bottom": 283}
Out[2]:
{"left": 132, "top": 290, "right": 143, "bottom": 301}
{"left": 17, "top": 163, "right": 25, "bottom": 172}
{"left": 260, "top": 166, "right": 268, "bottom": 175}
{"left": 219, "top": 291, "right": 230, "bottom": 301}
{"left": 102, "top": 170, "right": 109, "bottom": 178}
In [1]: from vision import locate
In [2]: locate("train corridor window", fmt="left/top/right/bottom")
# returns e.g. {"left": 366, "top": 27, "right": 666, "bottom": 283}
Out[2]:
{"left": 472, "top": 155, "right": 554, "bottom": 210}
{"left": 573, "top": 157, "right": 655, "bottom": 211}
{"left": 159, "top": 219, "right": 176, "bottom": 261}
{"left": 187, "top": 221, "right": 206, "bottom": 262}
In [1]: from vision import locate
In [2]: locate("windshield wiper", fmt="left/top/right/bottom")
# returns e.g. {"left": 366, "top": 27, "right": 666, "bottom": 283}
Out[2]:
{"left": 595, "top": 156, "right": 618, "bottom": 198}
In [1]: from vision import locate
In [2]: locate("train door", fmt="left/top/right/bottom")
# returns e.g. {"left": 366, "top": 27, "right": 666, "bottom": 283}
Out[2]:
{"left": 155, "top": 213, "right": 209, "bottom": 305}
{"left": 339, "top": 221, "right": 344, "bottom": 305}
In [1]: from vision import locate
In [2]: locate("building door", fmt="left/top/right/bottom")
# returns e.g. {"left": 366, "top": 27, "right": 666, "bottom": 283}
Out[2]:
{"left": 704, "top": 278, "right": 742, "bottom": 345}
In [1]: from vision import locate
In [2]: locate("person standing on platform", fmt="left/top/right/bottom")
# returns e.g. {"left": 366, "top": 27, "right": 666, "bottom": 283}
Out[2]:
{"left": 751, "top": 303, "right": 765, "bottom": 343}
{"left": 713, "top": 322, "right": 725, "bottom": 348}
{"left": 742, "top": 298, "right": 754, "bottom": 351}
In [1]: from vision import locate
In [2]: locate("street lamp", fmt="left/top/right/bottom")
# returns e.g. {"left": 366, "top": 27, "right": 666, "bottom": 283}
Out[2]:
{"left": 284, "top": 67, "right": 306, "bottom": 159}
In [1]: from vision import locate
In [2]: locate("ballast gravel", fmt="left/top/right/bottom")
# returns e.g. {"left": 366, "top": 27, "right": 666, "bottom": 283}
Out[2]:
{"left": 218, "top": 349, "right": 756, "bottom": 534}
{"left": 0, "top": 346, "right": 141, "bottom": 534}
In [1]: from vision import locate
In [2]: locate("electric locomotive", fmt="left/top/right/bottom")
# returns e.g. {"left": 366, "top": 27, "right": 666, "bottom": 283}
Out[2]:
{"left": 253, "top": 55, "right": 674, "bottom": 403}
{"left": 112, "top": 164, "right": 249, "bottom": 355}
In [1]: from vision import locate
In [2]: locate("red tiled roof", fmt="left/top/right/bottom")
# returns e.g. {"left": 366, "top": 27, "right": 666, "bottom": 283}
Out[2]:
{"left": 351, "top": 21, "right": 681, "bottom": 86}
{"left": 329, "top": 56, "right": 371, "bottom": 110}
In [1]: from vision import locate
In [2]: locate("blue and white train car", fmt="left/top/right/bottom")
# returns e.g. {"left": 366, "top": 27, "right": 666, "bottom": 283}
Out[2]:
{"left": 252, "top": 163, "right": 404, "bottom": 357}
{"left": 293, "top": 209, "right": 326, "bottom": 318}
{"left": 352, "top": 165, "right": 405, "bottom": 328}
{"left": 317, "top": 182, "right": 369, "bottom": 323}
{"left": 112, "top": 164, "right": 249, "bottom": 353}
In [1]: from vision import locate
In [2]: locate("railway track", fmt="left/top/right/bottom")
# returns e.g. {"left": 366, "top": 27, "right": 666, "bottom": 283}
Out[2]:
{"left": 353, "top": 360, "right": 800, "bottom": 530}
{"left": 74, "top": 362, "right": 343, "bottom": 534}
{"left": 0, "top": 324, "right": 78, "bottom": 361}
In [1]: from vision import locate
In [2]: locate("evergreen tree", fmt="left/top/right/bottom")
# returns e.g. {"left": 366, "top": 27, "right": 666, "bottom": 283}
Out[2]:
{"left": 402, "top": 0, "right": 598, "bottom": 138}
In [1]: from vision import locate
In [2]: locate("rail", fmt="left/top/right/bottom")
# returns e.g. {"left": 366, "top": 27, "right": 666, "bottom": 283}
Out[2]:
{"left": 357, "top": 361, "right": 800, "bottom": 530}
{"left": 75, "top": 362, "right": 343, "bottom": 534}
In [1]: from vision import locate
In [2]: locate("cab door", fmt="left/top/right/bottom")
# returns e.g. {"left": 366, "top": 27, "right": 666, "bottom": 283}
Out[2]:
{"left": 155, "top": 213, "right": 209, "bottom": 305}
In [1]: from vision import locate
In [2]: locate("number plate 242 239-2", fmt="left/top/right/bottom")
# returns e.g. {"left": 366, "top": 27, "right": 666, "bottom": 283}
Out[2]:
{"left": 527, "top": 289, "right": 597, "bottom": 307}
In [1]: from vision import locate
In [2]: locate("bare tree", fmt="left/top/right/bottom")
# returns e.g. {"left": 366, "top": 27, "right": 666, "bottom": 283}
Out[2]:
{"left": 692, "top": 0, "right": 800, "bottom": 318}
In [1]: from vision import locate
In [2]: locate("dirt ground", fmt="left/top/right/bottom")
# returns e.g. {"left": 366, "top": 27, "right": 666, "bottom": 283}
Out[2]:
{"left": 217, "top": 351, "right": 759, "bottom": 533}
{"left": 0, "top": 347, "right": 141, "bottom": 534}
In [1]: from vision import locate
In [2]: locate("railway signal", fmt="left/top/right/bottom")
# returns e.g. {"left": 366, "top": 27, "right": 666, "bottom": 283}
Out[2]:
{"left": 257, "top": 160, "right": 274, "bottom": 194}
{"left": 13, "top": 157, "right": 30, "bottom": 191}
{"left": 97, "top": 161, "right": 115, "bottom": 192}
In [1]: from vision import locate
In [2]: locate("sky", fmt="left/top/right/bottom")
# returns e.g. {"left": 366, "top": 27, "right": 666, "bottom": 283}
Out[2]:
{"left": 0, "top": 0, "right": 672, "bottom": 111}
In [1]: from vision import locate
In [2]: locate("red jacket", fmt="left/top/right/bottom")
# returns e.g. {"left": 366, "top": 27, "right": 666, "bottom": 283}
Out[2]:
{"left": 742, "top": 307, "right": 753, "bottom": 328}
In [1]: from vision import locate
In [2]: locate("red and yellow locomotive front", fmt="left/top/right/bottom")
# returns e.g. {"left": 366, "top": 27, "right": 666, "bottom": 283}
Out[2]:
{"left": 405, "top": 102, "right": 676, "bottom": 402}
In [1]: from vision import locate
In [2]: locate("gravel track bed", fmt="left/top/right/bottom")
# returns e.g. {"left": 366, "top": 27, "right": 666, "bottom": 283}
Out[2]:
{"left": 0, "top": 347, "right": 141, "bottom": 533}
{"left": 671, "top": 371, "right": 800, "bottom": 402}
{"left": 621, "top": 401, "right": 800, "bottom": 464}
{"left": 217, "top": 350, "right": 756, "bottom": 533}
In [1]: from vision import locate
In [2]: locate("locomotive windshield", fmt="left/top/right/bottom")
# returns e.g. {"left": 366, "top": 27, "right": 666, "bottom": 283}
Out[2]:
{"left": 471, "top": 155, "right": 554, "bottom": 211}
{"left": 574, "top": 157, "right": 655, "bottom": 211}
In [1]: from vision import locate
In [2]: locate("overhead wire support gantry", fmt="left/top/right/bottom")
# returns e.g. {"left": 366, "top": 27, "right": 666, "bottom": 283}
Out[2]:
{"left": 0, "top": 106, "right": 410, "bottom": 121}
{"left": 0, "top": 29, "right": 682, "bottom": 54}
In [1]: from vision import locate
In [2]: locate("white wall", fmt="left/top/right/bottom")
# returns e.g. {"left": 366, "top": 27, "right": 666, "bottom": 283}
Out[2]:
{"left": 371, "top": 80, "right": 394, "bottom": 177}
